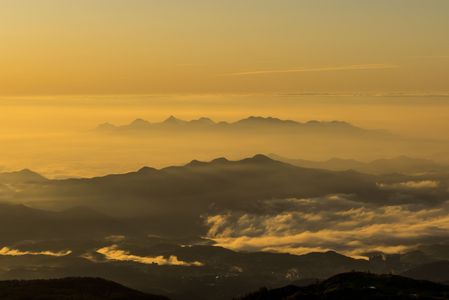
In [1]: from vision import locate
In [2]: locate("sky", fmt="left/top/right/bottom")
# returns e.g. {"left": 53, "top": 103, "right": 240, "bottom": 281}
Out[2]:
{"left": 1, "top": 1, "right": 449, "bottom": 177}
{"left": 1, "top": 0, "right": 448, "bottom": 95}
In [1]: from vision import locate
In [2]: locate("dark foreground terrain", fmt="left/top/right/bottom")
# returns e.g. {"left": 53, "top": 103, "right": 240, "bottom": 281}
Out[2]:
{"left": 237, "top": 272, "right": 449, "bottom": 300}
{"left": 0, "top": 277, "right": 168, "bottom": 300}
{"left": 0, "top": 273, "right": 448, "bottom": 300}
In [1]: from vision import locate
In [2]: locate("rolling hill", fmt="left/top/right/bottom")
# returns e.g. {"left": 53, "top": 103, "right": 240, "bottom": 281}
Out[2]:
{"left": 237, "top": 272, "right": 449, "bottom": 300}
{"left": 0, "top": 277, "right": 168, "bottom": 300}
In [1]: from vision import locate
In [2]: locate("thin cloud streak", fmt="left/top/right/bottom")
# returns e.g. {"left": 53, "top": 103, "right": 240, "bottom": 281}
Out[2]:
{"left": 97, "top": 245, "right": 204, "bottom": 267}
{"left": 223, "top": 64, "right": 399, "bottom": 76}
{"left": 0, "top": 247, "right": 71, "bottom": 257}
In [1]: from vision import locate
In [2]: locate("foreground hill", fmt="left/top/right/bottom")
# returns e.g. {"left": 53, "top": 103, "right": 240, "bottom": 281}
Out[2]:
{"left": 1, "top": 273, "right": 447, "bottom": 300}
{"left": 3, "top": 239, "right": 448, "bottom": 299}
{"left": 237, "top": 272, "right": 449, "bottom": 300}
{"left": 0, "top": 277, "right": 168, "bottom": 300}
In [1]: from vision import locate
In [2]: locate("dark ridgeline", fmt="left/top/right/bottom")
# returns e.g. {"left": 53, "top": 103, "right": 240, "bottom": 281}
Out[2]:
{"left": 268, "top": 154, "right": 449, "bottom": 175}
{"left": 236, "top": 272, "right": 449, "bottom": 300}
{"left": 402, "top": 261, "right": 449, "bottom": 284}
{"left": 0, "top": 273, "right": 448, "bottom": 300}
{"left": 1, "top": 154, "right": 447, "bottom": 231}
{"left": 0, "top": 277, "right": 168, "bottom": 300}
{"left": 0, "top": 202, "right": 127, "bottom": 242}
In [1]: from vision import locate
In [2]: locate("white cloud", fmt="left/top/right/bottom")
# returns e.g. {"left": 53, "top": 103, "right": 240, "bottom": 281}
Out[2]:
{"left": 204, "top": 196, "right": 449, "bottom": 258}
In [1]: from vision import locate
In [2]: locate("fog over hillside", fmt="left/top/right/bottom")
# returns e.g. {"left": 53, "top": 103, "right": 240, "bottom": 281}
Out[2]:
{"left": 1, "top": 155, "right": 448, "bottom": 255}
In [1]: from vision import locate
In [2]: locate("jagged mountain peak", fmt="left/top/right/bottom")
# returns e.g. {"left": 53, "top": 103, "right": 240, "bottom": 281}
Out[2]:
{"left": 163, "top": 115, "right": 186, "bottom": 124}
{"left": 128, "top": 118, "right": 151, "bottom": 128}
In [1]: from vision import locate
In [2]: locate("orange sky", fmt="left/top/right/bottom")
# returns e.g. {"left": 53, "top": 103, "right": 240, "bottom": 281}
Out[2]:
{"left": 1, "top": 1, "right": 448, "bottom": 177}
{"left": 0, "top": 0, "right": 448, "bottom": 95}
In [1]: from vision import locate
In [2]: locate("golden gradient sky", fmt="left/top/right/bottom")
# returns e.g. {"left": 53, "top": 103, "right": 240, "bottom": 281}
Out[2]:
{"left": 1, "top": 0, "right": 448, "bottom": 95}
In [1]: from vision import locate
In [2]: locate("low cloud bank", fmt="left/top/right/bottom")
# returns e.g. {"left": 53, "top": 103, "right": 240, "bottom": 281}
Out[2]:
{"left": 378, "top": 180, "right": 439, "bottom": 190}
{"left": 205, "top": 195, "right": 449, "bottom": 258}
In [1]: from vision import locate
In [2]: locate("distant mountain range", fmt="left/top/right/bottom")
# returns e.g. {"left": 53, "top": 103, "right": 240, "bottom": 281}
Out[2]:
{"left": 96, "top": 116, "right": 390, "bottom": 136}
{"left": 238, "top": 272, "right": 449, "bottom": 300}
{"left": 91, "top": 116, "right": 449, "bottom": 164}
{"left": 269, "top": 154, "right": 449, "bottom": 175}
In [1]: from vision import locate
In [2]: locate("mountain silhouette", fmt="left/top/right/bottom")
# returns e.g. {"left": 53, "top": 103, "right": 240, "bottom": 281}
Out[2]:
{"left": 235, "top": 116, "right": 299, "bottom": 126}
{"left": 237, "top": 272, "right": 449, "bottom": 300}
{"left": 162, "top": 115, "right": 188, "bottom": 125}
{"left": 402, "top": 261, "right": 449, "bottom": 284}
{"left": 0, "top": 169, "right": 47, "bottom": 184}
{"left": 0, "top": 277, "right": 168, "bottom": 300}
{"left": 95, "top": 116, "right": 385, "bottom": 136}
{"left": 2, "top": 154, "right": 446, "bottom": 238}
{"left": 0, "top": 203, "right": 128, "bottom": 242}
{"left": 269, "top": 154, "right": 448, "bottom": 175}
{"left": 55, "top": 154, "right": 379, "bottom": 218}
